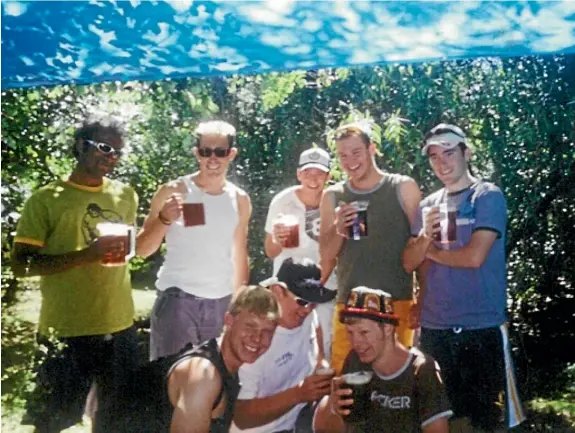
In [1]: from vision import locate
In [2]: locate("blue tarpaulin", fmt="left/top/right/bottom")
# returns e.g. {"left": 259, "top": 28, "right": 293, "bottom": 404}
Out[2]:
{"left": 2, "top": 1, "right": 575, "bottom": 89}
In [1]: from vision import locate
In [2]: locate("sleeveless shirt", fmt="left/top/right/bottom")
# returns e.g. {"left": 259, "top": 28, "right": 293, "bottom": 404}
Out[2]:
{"left": 108, "top": 338, "right": 240, "bottom": 433}
{"left": 328, "top": 173, "right": 412, "bottom": 302}
{"left": 156, "top": 176, "right": 239, "bottom": 298}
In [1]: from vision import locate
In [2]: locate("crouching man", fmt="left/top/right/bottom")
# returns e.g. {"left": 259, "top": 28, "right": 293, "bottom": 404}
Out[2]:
{"left": 231, "top": 258, "right": 337, "bottom": 433}
{"left": 105, "top": 285, "right": 279, "bottom": 433}
{"left": 314, "top": 287, "right": 452, "bottom": 433}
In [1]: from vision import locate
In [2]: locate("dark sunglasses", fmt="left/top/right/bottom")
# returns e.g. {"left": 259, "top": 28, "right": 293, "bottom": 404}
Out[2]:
{"left": 85, "top": 139, "right": 123, "bottom": 157}
{"left": 197, "top": 147, "right": 231, "bottom": 158}
{"left": 294, "top": 297, "right": 316, "bottom": 308}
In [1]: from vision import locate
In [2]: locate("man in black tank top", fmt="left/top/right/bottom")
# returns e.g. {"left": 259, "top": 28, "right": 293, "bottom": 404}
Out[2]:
{"left": 103, "top": 285, "right": 279, "bottom": 433}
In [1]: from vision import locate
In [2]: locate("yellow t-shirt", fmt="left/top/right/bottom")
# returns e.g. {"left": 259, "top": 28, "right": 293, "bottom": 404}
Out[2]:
{"left": 15, "top": 178, "right": 138, "bottom": 337}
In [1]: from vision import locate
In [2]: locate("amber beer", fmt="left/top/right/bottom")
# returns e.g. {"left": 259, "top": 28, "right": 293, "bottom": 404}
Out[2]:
{"left": 278, "top": 214, "right": 299, "bottom": 248}
{"left": 96, "top": 223, "right": 135, "bottom": 267}
{"left": 342, "top": 371, "right": 373, "bottom": 424}
{"left": 182, "top": 202, "right": 206, "bottom": 227}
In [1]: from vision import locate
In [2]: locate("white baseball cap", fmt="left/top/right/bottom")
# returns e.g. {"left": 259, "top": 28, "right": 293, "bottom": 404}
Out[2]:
{"left": 298, "top": 147, "right": 330, "bottom": 172}
{"left": 421, "top": 124, "right": 470, "bottom": 156}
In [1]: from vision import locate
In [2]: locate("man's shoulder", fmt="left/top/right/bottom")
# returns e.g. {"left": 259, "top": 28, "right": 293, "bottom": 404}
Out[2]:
{"left": 105, "top": 178, "right": 137, "bottom": 196}
{"left": 270, "top": 185, "right": 298, "bottom": 204}
{"left": 384, "top": 172, "right": 415, "bottom": 186}
{"left": 472, "top": 180, "right": 504, "bottom": 198}
{"left": 325, "top": 181, "right": 346, "bottom": 194}
{"left": 410, "top": 348, "right": 440, "bottom": 376}
{"left": 422, "top": 189, "right": 444, "bottom": 206}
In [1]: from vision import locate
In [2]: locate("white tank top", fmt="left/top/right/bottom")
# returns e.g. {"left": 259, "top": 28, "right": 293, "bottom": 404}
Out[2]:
{"left": 156, "top": 176, "right": 239, "bottom": 298}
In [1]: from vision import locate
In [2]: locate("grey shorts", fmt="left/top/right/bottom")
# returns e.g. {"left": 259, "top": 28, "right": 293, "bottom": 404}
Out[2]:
{"left": 149, "top": 287, "right": 231, "bottom": 360}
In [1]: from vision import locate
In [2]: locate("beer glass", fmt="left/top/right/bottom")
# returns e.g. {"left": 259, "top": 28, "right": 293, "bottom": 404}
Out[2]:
{"left": 341, "top": 371, "right": 373, "bottom": 423}
{"left": 274, "top": 214, "right": 300, "bottom": 248}
{"left": 423, "top": 204, "right": 457, "bottom": 244}
{"left": 348, "top": 201, "right": 369, "bottom": 241}
{"left": 182, "top": 202, "right": 205, "bottom": 227}
{"left": 96, "top": 222, "right": 135, "bottom": 267}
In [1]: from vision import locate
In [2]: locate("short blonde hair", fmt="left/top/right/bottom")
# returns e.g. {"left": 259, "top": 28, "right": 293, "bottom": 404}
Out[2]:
{"left": 228, "top": 285, "right": 281, "bottom": 321}
{"left": 194, "top": 120, "right": 236, "bottom": 147}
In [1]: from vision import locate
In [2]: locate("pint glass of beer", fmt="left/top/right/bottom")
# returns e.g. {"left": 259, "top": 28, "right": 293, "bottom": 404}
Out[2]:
{"left": 342, "top": 371, "right": 373, "bottom": 423}
{"left": 182, "top": 202, "right": 206, "bottom": 227}
{"left": 96, "top": 223, "right": 135, "bottom": 267}
{"left": 437, "top": 203, "right": 457, "bottom": 243}
{"left": 423, "top": 204, "right": 457, "bottom": 244}
{"left": 274, "top": 214, "right": 300, "bottom": 248}
{"left": 348, "top": 201, "right": 369, "bottom": 241}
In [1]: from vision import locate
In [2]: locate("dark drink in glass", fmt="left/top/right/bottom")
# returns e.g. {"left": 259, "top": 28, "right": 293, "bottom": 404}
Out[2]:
{"left": 342, "top": 371, "right": 373, "bottom": 424}
{"left": 348, "top": 201, "right": 369, "bottom": 241}
{"left": 183, "top": 203, "right": 206, "bottom": 227}
{"left": 434, "top": 204, "right": 457, "bottom": 244}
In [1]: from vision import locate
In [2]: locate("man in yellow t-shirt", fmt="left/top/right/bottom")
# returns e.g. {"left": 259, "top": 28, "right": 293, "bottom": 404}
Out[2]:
{"left": 12, "top": 115, "right": 139, "bottom": 433}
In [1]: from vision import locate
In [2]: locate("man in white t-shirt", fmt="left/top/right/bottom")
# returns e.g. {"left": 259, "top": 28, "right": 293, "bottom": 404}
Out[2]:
{"left": 264, "top": 147, "right": 336, "bottom": 359}
{"left": 231, "top": 258, "right": 337, "bottom": 433}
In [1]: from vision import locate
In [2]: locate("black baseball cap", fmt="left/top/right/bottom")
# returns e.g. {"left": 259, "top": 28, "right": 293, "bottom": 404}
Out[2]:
{"left": 260, "top": 258, "right": 336, "bottom": 304}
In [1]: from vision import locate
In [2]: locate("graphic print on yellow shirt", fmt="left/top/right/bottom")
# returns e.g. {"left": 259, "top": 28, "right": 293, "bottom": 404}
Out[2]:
{"left": 15, "top": 178, "right": 137, "bottom": 337}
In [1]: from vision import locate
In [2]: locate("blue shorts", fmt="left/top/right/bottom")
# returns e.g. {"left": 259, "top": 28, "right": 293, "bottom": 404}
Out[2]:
{"left": 23, "top": 325, "right": 139, "bottom": 433}
{"left": 421, "top": 324, "right": 525, "bottom": 430}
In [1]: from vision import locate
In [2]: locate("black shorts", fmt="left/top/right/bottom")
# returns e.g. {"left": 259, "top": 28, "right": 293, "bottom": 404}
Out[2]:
{"left": 23, "top": 325, "right": 139, "bottom": 433}
{"left": 420, "top": 325, "right": 524, "bottom": 431}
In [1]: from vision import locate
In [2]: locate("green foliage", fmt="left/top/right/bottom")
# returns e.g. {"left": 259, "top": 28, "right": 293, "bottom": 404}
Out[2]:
{"left": 2, "top": 56, "right": 574, "bottom": 425}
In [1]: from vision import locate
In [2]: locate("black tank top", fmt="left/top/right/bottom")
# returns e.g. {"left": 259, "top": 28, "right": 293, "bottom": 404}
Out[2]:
{"left": 167, "top": 338, "right": 240, "bottom": 432}
{"left": 108, "top": 338, "right": 240, "bottom": 433}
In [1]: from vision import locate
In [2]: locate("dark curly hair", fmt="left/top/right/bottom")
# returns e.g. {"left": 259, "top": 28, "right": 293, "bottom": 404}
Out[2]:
{"left": 72, "top": 115, "right": 125, "bottom": 160}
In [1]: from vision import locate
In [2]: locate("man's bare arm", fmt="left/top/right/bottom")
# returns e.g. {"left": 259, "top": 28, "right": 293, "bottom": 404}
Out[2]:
{"left": 136, "top": 183, "right": 180, "bottom": 258}
{"left": 422, "top": 417, "right": 450, "bottom": 433}
{"left": 234, "top": 374, "right": 332, "bottom": 429}
{"left": 399, "top": 178, "right": 422, "bottom": 228}
{"left": 168, "top": 358, "right": 222, "bottom": 433}
{"left": 264, "top": 233, "right": 283, "bottom": 259}
{"left": 426, "top": 230, "right": 498, "bottom": 269}
{"left": 402, "top": 235, "right": 433, "bottom": 274}
{"left": 313, "top": 395, "right": 345, "bottom": 433}
{"left": 11, "top": 239, "right": 121, "bottom": 278}
{"left": 319, "top": 191, "right": 344, "bottom": 263}
{"left": 232, "top": 190, "right": 252, "bottom": 292}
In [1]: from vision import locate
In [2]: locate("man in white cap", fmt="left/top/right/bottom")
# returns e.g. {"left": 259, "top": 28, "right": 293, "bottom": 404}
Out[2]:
{"left": 402, "top": 123, "right": 525, "bottom": 432}
{"left": 264, "top": 147, "right": 337, "bottom": 359}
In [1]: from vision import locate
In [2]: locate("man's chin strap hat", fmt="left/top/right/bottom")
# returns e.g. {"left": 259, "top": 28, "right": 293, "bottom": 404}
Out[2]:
{"left": 339, "top": 286, "right": 399, "bottom": 326}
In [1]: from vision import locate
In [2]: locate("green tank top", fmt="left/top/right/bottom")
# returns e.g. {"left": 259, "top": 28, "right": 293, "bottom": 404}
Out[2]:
{"left": 328, "top": 173, "right": 413, "bottom": 302}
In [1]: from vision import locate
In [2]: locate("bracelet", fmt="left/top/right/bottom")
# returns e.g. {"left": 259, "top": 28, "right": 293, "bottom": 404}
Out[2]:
{"left": 158, "top": 211, "right": 172, "bottom": 226}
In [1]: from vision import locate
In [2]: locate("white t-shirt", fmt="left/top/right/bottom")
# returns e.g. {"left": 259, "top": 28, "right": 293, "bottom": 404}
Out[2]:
{"left": 265, "top": 186, "right": 336, "bottom": 290}
{"left": 230, "top": 312, "right": 320, "bottom": 433}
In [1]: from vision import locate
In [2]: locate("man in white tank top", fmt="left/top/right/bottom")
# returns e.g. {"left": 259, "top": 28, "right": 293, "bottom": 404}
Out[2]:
{"left": 264, "top": 147, "right": 337, "bottom": 360}
{"left": 137, "top": 121, "right": 252, "bottom": 360}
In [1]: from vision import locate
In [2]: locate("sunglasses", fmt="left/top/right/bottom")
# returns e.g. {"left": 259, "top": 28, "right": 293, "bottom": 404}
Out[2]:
{"left": 197, "top": 147, "right": 231, "bottom": 158}
{"left": 85, "top": 139, "right": 123, "bottom": 157}
{"left": 294, "top": 296, "right": 316, "bottom": 308}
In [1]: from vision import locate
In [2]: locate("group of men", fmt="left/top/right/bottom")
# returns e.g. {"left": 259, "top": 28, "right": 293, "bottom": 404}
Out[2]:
{"left": 12, "top": 116, "right": 525, "bottom": 433}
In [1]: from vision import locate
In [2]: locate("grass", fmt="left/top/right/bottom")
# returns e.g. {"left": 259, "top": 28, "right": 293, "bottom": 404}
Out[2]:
{"left": 1, "top": 287, "right": 156, "bottom": 433}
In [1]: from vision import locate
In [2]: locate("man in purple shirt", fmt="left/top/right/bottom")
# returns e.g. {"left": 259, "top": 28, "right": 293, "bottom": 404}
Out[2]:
{"left": 402, "top": 123, "right": 525, "bottom": 432}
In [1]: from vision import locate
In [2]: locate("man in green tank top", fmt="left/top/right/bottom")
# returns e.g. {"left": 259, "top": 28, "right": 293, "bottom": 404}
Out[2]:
{"left": 319, "top": 122, "right": 421, "bottom": 373}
